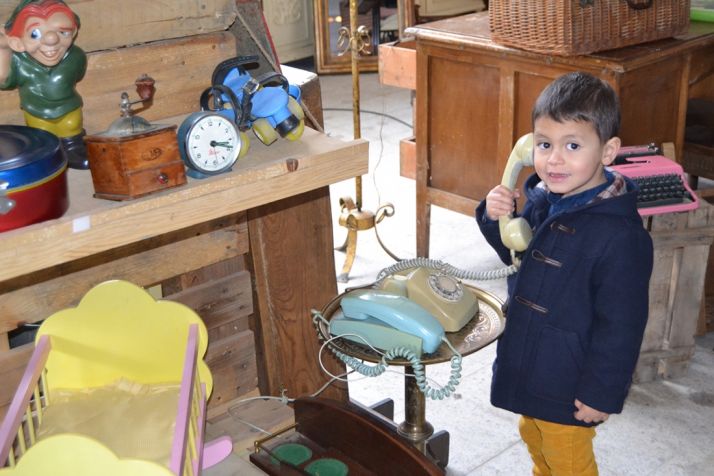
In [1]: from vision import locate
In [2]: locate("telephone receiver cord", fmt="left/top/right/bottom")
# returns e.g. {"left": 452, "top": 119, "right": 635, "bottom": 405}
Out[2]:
{"left": 376, "top": 257, "right": 518, "bottom": 282}
{"left": 312, "top": 310, "right": 462, "bottom": 400}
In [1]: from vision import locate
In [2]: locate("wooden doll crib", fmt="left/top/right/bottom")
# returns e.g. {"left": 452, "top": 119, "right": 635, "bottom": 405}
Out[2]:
{"left": 0, "top": 280, "right": 232, "bottom": 475}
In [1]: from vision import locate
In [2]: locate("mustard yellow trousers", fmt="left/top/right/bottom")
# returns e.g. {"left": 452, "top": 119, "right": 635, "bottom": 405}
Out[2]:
{"left": 519, "top": 415, "right": 598, "bottom": 476}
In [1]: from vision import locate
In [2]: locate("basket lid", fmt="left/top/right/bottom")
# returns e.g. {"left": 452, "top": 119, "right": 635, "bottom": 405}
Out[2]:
{"left": 0, "top": 126, "right": 65, "bottom": 188}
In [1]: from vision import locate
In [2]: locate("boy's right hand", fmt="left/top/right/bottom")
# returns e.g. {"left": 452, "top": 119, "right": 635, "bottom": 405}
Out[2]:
{"left": 485, "top": 185, "right": 520, "bottom": 221}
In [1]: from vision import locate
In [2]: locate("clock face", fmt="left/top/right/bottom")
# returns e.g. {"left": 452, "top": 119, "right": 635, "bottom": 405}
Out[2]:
{"left": 184, "top": 114, "right": 241, "bottom": 174}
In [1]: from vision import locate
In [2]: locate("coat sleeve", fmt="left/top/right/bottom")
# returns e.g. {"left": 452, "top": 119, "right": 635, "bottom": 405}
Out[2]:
{"left": 575, "top": 224, "right": 654, "bottom": 414}
{"left": 475, "top": 200, "right": 514, "bottom": 265}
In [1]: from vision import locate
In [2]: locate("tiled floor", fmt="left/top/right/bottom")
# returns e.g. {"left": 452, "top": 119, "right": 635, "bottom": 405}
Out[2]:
{"left": 206, "top": 70, "right": 714, "bottom": 475}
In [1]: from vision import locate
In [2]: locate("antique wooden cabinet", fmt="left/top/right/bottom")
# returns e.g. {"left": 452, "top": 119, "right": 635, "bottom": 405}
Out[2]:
{"left": 408, "top": 12, "right": 714, "bottom": 257}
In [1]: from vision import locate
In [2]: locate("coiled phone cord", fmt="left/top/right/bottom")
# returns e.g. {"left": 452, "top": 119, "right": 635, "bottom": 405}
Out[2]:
{"left": 312, "top": 311, "right": 463, "bottom": 400}
{"left": 375, "top": 257, "right": 518, "bottom": 282}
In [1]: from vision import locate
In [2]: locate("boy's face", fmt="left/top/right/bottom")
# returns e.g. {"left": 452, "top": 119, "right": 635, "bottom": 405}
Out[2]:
{"left": 7, "top": 12, "right": 76, "bottom": 67}
{"left": 533, "top": 117, "right": 620, "bottom": 197}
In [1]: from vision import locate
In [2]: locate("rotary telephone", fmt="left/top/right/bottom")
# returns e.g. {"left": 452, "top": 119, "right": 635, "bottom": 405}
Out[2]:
{"left": 329, "top": 266, "right": 478, "bottom": 357}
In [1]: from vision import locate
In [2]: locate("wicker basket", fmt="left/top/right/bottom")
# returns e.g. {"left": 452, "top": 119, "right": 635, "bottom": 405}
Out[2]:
{"left": 489, "top": 0, "right": 691, "bottom": 56}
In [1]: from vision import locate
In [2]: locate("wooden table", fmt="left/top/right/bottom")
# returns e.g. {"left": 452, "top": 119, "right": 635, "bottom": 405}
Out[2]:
{"left": 0, "top": 128, "right": 368, "bottom": 415}
{"left": 408, "top": 12, "right": 714, "bottom": 257}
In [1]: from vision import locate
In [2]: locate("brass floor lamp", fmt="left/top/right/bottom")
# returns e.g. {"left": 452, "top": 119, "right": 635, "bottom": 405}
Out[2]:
{"left": 335, "top": 0, "right": 397, "bottom": 283}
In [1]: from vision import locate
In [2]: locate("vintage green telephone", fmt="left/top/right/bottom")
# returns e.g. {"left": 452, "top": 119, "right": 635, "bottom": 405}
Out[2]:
{"left": 499, "top": 133, "right": 535, "bottom": 254}
{"left": 318, "top": 276, "right": 466, "bottom": 400}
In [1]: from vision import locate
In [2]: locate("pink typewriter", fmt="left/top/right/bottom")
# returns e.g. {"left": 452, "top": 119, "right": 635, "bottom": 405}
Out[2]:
{"left": 610, "top": 144, "right": 699, "bottom": 216}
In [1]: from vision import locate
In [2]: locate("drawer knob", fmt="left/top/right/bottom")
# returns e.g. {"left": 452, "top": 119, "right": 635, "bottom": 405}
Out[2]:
{"left": 157, "top": 173, "right": 169, "bottom": 184}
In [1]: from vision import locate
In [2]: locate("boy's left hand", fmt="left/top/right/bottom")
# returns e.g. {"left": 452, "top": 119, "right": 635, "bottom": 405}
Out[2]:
{"left": 574, "top": 399, "right": 609, "bottom": 423}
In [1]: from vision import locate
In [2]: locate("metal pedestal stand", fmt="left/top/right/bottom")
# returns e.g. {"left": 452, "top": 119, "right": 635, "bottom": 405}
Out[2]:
{"left": 334, "top": 0, "right": 397, "bottom": 283}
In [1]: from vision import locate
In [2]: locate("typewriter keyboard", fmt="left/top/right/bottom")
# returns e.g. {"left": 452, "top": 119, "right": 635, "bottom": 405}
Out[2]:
{"left": 633, "top": 174, "right": 693, "bottom": 209}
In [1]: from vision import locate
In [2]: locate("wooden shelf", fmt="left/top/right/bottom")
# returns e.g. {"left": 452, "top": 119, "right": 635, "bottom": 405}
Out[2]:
{"left": 0, "top": 128, "right": 368, "bottom": 282}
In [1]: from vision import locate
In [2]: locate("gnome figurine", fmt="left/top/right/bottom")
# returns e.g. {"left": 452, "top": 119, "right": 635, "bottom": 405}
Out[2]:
{"left": 0, "top": 0, "right": 88, "bottom": 169}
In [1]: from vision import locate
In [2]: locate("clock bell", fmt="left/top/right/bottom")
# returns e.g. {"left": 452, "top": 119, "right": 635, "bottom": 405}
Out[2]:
{"left": 84, "top": 75, "right": 187, "bottom": 200}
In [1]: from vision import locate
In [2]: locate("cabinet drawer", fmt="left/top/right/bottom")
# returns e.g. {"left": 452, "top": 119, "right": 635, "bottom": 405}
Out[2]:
{"left": 125, "top": 161, "right": 186, "bottom": 198}
{"left": 92, "top": 160, "right": 186, "bottom": 200}
{"left": 378, "top": 40, "right": 416, "bottom": 90}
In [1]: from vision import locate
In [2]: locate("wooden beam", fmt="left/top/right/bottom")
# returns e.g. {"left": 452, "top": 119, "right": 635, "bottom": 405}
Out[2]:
{"left": 248, "top": 187, "right": 348, "bottom": 401}
{"left": 0, "top": 0, "right": 237, "bottom": 53}
{"left": 0, "top": 222, "right": 248, "bottom": 334}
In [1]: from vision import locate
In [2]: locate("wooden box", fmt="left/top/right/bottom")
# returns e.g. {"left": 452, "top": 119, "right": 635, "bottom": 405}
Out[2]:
{"left": 85, "top": 125, "right": 187, "bottom": 200}
{"left": 635, "top": 199, "right": 714, "bottom": 382}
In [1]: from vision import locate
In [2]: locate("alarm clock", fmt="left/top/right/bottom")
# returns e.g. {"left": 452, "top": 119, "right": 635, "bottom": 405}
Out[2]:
{"left": 178, "top": 85, "right": 249, "bottom": 179}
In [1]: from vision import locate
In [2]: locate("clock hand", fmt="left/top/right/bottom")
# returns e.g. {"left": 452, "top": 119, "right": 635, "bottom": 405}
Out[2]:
{"left": 210, "top": 140, "right": 234, "bottom": 149}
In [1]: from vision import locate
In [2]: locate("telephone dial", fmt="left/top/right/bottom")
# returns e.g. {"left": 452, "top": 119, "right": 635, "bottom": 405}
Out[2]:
{"left": 377, "top": 267, "right": 478, "bottom": 332}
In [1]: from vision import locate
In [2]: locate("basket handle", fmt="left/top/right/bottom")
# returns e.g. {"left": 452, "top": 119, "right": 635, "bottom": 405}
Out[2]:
{"left": 625, "top": 0, "right": 653, "bottom": 10}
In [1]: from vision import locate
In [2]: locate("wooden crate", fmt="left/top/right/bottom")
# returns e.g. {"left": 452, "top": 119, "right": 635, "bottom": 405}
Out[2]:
{"left": 635, "top": 199, "right": 714, "bottom": 382}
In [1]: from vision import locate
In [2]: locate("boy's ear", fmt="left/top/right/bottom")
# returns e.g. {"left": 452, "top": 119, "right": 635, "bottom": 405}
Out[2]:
{"left": 600, "top": 137, "right": 621, "bottom": 166}
{"left": 6, "top": 36, "right": 26, "bottom": 53}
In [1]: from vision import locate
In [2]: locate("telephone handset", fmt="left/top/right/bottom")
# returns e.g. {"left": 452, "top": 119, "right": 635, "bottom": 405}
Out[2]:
{"left": 334, "top": 289, "right": 445, "bottom": 355}
{"left": 377, "top": 267, "right": 478, "bottom": 332}
{"left": 499, "top": 133, "right": 535, "bottom": 253}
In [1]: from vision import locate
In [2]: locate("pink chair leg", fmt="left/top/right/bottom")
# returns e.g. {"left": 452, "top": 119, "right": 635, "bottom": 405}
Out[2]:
{"left": 202, "top": 436, "right": 233, "bottom": 469}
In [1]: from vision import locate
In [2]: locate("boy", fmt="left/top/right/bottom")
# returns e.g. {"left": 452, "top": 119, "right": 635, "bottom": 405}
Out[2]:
{"left": 476, "top": 72, "right": 653, "bottom": 475}
{"left": 0, "top": 0, "right": 88, "bottom": 169}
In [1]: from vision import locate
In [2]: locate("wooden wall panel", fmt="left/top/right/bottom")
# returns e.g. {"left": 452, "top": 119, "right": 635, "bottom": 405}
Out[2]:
{"left": 164, "top": 271, "right": 253, "bottom": 336}
{"left": 0, "top": 220, "right": 247, "bottom": 334}
{"left": 0, "top": 32, "right": 238, "bottom": 133}
{"left": 205, "top": 330, "right": 259, "bottom": 408}
{"left": 0, "top": 0, "right": 237, "bottom": 53}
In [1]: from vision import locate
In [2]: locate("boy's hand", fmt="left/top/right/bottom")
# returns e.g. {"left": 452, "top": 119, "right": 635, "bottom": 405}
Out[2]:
{"left": 574, "top": 399, "right": 609, "bottom": 423}
{"left": 485, "top": 185, "right": 520, "bottom": 221}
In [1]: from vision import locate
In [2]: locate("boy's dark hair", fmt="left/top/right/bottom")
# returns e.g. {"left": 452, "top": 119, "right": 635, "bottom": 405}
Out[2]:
{"left": 532, "top": 72, "right": 620, "bottom": 143}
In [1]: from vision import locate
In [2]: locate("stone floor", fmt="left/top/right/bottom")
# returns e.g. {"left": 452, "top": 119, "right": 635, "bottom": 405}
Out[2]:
{"left": 205, "top": 70, "right": 714, "bottom": 476}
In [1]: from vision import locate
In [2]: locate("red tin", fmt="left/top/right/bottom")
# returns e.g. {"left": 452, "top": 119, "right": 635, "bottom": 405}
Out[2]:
{"left": 0, "top": 126, "right": 69, "bottom": 232}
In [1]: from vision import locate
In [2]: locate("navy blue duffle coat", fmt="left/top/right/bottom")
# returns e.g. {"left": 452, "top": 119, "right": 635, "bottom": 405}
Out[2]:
{"left": 476, "top": 172, "right": 653, "bottom": 427}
